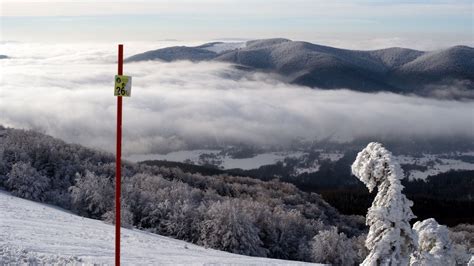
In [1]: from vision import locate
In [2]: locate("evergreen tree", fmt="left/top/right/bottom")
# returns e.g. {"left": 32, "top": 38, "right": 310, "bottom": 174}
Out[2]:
{"left": 352, "top": 142, "right": 417, "bottom": 265}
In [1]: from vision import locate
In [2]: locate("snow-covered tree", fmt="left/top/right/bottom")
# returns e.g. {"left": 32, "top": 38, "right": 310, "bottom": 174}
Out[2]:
{"left": 352, "top": 142, "right": 417, "bottom": 265}
{"left": 410, "top": 218, "right": 454, "bottom": 266}
{"left": 199, "top": 199, "right": 267, "bottom": 257}
{"left": 102, "top": 202, "right": 134, "bottom": 229}
{"left": 6, "top": 162, "right": 49, "bottom": 201}
{"left": 310, "top": 227, "right": 357, "bottom": 265}
{"left": 0, "top": 145, "right": 8, "bottom": 186}
{"left": 352, "top": 233, "right": 370, "bottom": 263}
{"left": 264, "top": 207, "right": 318, "bottom": 260}
{"left": 449, "top": 224, "right": 474, "bottom": 265}
{"left": 69, "top": 171, "right": 114, "bottom": 218}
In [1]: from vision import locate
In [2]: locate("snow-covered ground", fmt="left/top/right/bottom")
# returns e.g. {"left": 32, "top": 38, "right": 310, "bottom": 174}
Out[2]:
{"left": 293, "top": 161, "right": 321, "bottom": 176}
{"left": 219, "top": 152, "right": 302, "bottom": 170}
{"left": 318, "top": 152, "right": 344, "bottom": 162}
{"left": 0, "top": 191, "right": 318, "bottom": 265}
{"left": 126, "top": 150, "right": 305, "bottom": 170}
{"left": 126, "top": 149, "right": 220, "bottom": 164}
{"left": 126, "top": 149, "right": 474, "bottom": 180}
{"left": 396, "top": 153, "right": 474, "bottom": 180}
{"left": 200, "top": 42, "right": 246, "bottom": 53}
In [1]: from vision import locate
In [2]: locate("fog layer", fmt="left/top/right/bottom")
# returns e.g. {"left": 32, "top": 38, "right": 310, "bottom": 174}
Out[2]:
{"left": 1, "top": 43, "right": 473, "bottom": 155}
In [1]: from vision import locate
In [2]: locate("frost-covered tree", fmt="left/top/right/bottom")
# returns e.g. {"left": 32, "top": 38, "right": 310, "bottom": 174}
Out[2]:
{"left": 6, "top": 162, "right": 49, "bottom": 201}
{"left": 264, "top": 207, "right": 318, "bottom": 260}
{"left": 410, "top": 218, "right": 454, "bottom": 266}
{"left": 69, "top": 171, "right": 114, "bottom": 218}
{"left": 0, "top": 145, "right": 9, "bottom": 186}
{"left": 352, "top": 233, "right": 369, "bottom": 263}
{"left": 199, "top": 199, "right": 267, "bottom": 257}
{"left": 310, "top": 227, "right": 357, "bottom": 265}
{"left": 102, "top": 202, "right": 134, "bottom": 229}
{"left": 449, "top": 224, "right": 474, "bottom": 265}
{"left": 352, "top": 142, "right": 417, "bottom": 265}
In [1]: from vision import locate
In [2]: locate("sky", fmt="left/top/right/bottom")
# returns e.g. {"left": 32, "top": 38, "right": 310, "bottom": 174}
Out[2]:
{"left": 1, "top": 0, "right": 473, "bottom": 49}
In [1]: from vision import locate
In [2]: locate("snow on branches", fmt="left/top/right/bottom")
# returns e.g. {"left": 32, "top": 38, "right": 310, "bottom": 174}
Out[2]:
{"left": 410, "top": 218, "right": 454, "bottom": 265}
{"left": 352, "top": 142, "right": 417, "bottom": 266}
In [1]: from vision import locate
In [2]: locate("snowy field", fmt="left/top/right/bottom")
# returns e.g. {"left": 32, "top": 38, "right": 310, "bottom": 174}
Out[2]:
{"left": 0, "top": 191, "right": 318, "bottom": 265}
{"left": 200, "top": 42, "right": 246, "bottom": 53}
{"left": 126, "top": 150, "right": 306, "bottom": 170}
{"left": 126, "top": 149, "right": 474, "bottom": 180}
{"left": 396, "top": 153, "right": 474, "bottom": 180}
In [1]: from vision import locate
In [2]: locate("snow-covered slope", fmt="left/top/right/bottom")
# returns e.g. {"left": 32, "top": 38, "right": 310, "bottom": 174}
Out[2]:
{"left": 196, "top": 42, "right": 246, "bottom": 53}
{"left": 125, "top": 46, "right": 217, "bottom": 62}
{"left": 124, "top": 42, "right": 244, "bottom": 63}
{"left": 368, "top": 47, "right": 424, "bottom": 68}
{"left": 396, "top": 45, "right": 474, "bottom": 75}
{"left": 0, "top": 191, "right": 316, "bottom": 265}
{"left": 390, "top": 45, "right": 474, "bottom": 91}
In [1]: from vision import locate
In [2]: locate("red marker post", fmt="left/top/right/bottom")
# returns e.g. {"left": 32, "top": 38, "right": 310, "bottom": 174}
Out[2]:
{"left": 116, "top": 44, "right": 123, "bottom": 266}
{"left": 114, "top": 44, "right": 131, "bottom": 266}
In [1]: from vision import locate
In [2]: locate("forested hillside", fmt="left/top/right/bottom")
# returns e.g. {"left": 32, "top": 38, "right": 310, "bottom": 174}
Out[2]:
{"left": 142, "top": 156, "right": 474, "bottom": 226}
{"left": 0, "top": 126, "right": 367, "bottom": 264}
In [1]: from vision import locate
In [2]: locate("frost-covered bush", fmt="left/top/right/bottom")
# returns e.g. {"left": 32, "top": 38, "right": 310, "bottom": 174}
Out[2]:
{"left": 352, "top": 233, "right": 369, "bottom": 263}
{"left": 69, "top": 171, "right": 114, "bottom": 218}
{"left": 102, "top": 202, "right": 134, "bottom": 229}
{"left": 199, "top": 199, "right": 267, "bottom": 257}
{"left": 264, "top": 207, "right": 318, "bottom": 260}
{"left": 352, "top": 142, "right": 417, "bottom": 265}
{"left": 6, "top": 162, "right": 49, "bottom": 201}
{"left": 310, "top": 227, "right": 356, "bottom": 265}
{"left": 449, "top": 224, "right": 474, "bottom": 265}
{"left": 123, "top": 173, "right": 204, "bottom": 242}
{"left": 0, "top": 245, "right": 83, "bottom": 265}
{"left": 0, "top": 146, "right": 8, "bottom": 186}
{"left": 410, "top": 218, "right": 454, "bottom": 265}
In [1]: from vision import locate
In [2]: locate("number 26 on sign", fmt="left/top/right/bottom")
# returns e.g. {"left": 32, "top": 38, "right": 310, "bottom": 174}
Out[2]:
{"left": 114, "top": 75, "right": 132, "bottom": 97}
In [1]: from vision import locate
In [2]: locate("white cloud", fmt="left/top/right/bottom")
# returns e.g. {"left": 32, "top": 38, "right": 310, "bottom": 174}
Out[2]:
{"left": 1, "top": 42, "right": 473, "bottom": 155}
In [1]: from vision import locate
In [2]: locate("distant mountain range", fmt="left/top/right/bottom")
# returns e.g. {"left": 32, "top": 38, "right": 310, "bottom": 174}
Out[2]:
{"left": 126, "top": 38, "right": 474, "bottom": 98}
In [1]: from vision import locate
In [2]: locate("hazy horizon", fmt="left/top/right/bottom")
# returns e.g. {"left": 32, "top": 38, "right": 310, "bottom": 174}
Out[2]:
{"left": 1, "top": 0, "right": 473, "bottom": 50}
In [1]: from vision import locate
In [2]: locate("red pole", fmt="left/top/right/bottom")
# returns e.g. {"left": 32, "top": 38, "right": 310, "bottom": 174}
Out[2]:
{"left": 115, "top": 44, "right": 123, "bottom": 266}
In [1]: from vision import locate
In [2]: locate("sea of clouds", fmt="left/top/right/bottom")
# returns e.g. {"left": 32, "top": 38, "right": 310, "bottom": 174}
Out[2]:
{"left": 1, "top": 42, "right": 473, "bottom": 155}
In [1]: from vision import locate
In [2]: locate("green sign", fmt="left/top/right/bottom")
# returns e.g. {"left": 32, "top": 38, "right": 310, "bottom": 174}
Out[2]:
{"left": 114, "top": 75, "right": 132, "bottom": 97}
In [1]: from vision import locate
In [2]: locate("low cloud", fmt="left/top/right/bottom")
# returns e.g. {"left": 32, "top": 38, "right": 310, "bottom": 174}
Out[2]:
{"left": 1, "top": 42, "right": 473, "bottom": 155}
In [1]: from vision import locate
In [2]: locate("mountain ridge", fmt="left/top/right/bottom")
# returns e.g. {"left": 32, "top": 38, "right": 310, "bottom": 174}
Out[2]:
{"left": 126, "top": 39, "right": 474, "bottom": 97}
